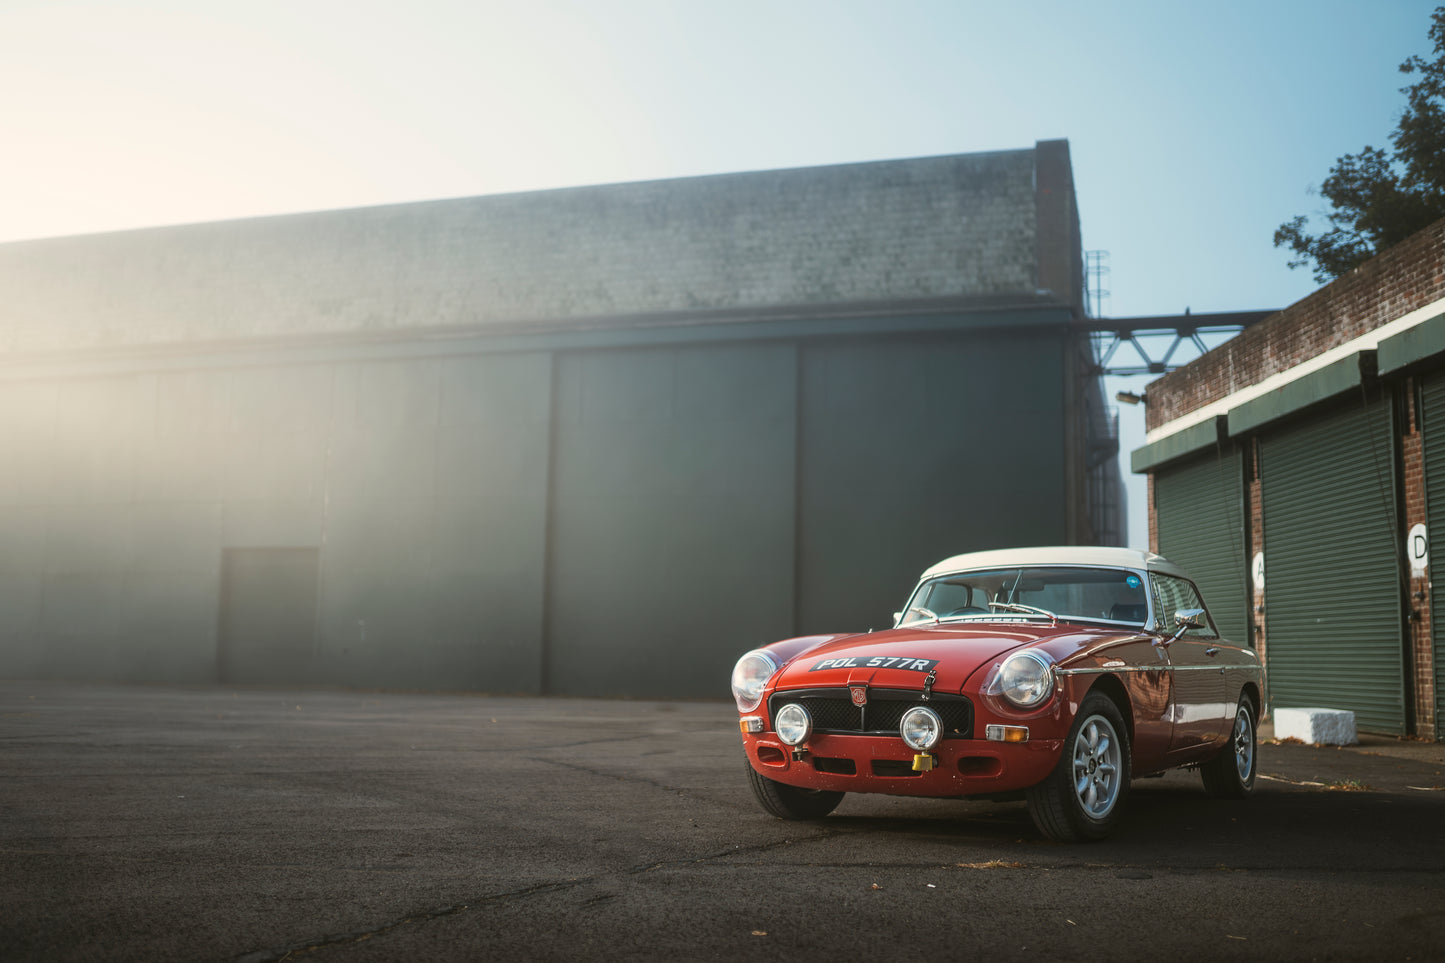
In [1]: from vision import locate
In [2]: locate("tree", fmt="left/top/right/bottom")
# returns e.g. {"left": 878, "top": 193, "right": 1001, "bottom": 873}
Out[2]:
{"left": 1275, "top": 6, "right": 1445, "bottom": 283}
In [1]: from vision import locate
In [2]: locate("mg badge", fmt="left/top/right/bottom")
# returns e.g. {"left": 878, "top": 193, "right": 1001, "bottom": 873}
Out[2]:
{"left": 850, "top": 685, "right": 868, "bottom": 707}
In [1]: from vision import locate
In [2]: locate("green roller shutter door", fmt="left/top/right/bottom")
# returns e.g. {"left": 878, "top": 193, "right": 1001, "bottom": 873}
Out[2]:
{"left": 1154, "top": 448, "right": 1249, "bottom": 644}
{"left": 1260, "top": 397, "right": 1405, "bottom": 735}
{"left": 1418, "top": 375, "right": 1445, "bottom": 736}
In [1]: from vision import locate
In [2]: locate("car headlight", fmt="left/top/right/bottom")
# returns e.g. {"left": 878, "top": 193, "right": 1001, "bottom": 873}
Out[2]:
{"left": 994, "top": 651, "right": 1054, "bottom": 708}
{"left": 731, "top": 650, "right": 777, "bottom": 712}
{"left": 774, "top": 703, "right": 812, "bottom": 746}
{"left": 900, "top": 706, "right": 943, "bottom": 750}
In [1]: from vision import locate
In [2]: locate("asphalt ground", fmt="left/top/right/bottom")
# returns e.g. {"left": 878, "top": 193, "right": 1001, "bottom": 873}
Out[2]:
{"left": 2, "top": 681, "right": 1443, "bottom": 963}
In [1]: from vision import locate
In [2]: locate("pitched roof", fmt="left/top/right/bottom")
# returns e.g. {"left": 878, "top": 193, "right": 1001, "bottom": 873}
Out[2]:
{"left": 0, "top": 147, "right": 1054, "bottom": 355}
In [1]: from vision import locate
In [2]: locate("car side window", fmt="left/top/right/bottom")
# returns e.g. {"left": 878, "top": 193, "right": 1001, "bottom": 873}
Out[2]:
{"left": 1149, "top": 574, "right": 1218, "bottom": 639}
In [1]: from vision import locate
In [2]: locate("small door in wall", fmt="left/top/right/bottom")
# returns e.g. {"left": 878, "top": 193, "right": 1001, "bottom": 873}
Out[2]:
{"left": 218, "top": 548, "right": 320, "bottom": 685}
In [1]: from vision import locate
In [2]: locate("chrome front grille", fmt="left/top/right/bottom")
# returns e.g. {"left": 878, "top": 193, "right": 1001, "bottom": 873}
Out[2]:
{"left": 767, "top": 687, "right": 973, "bottom": 738}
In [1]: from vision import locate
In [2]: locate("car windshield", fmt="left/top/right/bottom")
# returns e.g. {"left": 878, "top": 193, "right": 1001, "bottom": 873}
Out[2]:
{"left": 899, "top": 566, "right": 1150, "bottom": 627}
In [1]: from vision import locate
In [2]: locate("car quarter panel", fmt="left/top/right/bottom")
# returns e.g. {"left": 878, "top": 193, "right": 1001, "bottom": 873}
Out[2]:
{"left": 1029, "top": 633, "right": 1175, "bottom": 772}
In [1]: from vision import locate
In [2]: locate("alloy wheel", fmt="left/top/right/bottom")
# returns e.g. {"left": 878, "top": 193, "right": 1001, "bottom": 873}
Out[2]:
{"left": 1071, "top": 714, "right": 1122, "bottom": 819}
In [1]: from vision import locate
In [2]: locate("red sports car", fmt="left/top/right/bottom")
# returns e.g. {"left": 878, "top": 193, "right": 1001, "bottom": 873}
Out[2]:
{"left": 731, "top": 547, "right": 1265, "bottom": 841}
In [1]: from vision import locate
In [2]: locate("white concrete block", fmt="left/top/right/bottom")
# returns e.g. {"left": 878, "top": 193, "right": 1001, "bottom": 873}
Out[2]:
{"left": 1273, "top": 707, "right": 1358, "bottom": 746}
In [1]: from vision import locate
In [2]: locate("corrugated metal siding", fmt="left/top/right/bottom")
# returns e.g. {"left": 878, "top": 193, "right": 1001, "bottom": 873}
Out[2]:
{"left": 796, "top": 332, "right": 1069, "bottom": 635}
{"left": 1260, "top": 397, "right": 1405, "bottom": 734}
{"left": 546, "top": 343, "right": 799, "bottom": 699}
{"left": 1154, "top": 448, "right": 1249, "bottom": 644}
{"left": 1418, "top": 376, "right": 1445, "bottom": 735}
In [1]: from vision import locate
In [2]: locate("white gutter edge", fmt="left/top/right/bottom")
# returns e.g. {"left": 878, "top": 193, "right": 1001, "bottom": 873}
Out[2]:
{"left": 1144, "top": 295, "right": 1445, "bottom": 445}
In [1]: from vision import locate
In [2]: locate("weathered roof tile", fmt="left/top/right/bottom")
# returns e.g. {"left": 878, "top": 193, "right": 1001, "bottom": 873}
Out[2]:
{"left": 0, "top": 148, "right": 1044, "bottom": 353}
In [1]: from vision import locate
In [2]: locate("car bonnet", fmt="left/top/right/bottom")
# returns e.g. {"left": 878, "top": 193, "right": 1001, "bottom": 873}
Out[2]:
{"left": 773, "top": 623, "right": 1076, "bottom": 693}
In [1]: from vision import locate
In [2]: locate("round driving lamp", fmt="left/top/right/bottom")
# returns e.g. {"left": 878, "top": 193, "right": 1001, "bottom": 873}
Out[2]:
{"left": 996, "top": 651, "right": 1054, "bottom": 708}
{"left": 774, "top": 703, "right": 813, "bottom": 746}
{"left": 900, "top": 706, "right": 943, "bottom": 750}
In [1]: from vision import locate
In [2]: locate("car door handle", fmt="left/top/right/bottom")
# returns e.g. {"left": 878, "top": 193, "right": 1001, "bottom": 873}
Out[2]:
{"left": 1205, "top": 647, "right": 1219, "bottom": 657}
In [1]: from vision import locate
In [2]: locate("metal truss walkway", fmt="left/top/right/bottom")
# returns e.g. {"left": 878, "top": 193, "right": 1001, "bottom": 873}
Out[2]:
{"left": 1085, "top": 310, "right": 1276, "bottom": 376}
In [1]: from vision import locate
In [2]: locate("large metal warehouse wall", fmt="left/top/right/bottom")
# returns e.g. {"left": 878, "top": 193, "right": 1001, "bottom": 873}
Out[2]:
{"left": 0, "top": 354, "right": 556, "bottom": 691}
{"left": 0, "top": 314, "right": 1073, "bottom": 698}
{"left": 797, "top": 330, "right": 1069, "bottom": 632}
{"left": 0, "top": 141, "right": 1108, "bottom": 698}
{"left": 545, "top": 342, "right": 799, "bottom": 697}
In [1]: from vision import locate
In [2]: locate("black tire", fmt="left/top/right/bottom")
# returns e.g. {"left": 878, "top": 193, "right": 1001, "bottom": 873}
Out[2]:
{"left": 1200, "top": 694, "right": 1257, "bottom": 798}
{"left": 745, "top": 759, "right": 844, "bottom": 820}
{"left": 1026, "top": 691, "right": 1131, "bottom": 842}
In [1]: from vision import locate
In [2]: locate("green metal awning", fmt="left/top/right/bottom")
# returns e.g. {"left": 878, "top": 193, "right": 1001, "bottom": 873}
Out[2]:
{"left": 1378, "top": 311, "right": 1445, "bottom": 375}
{"left": 1225, "top": 351, "right": 1375, "bottom": 437}
{"left": 1130, "top": 416, "right": 1227, "bottom": 473}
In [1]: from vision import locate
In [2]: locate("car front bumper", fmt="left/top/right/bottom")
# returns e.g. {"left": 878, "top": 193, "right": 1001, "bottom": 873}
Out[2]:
{"left": 741, "top": 730, "right": 1064, "bottom": 798}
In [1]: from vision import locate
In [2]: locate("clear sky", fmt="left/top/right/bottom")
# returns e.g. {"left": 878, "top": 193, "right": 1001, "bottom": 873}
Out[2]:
{"left": 3, "top": 0, "right": 1438, "bottom": 546}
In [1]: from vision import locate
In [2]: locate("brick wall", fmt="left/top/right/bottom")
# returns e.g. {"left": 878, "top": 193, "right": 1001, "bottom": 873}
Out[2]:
{"left": 1146, "top": 218, "right": 1445, "bottom": 431}
{"left": 1147, "top": 471, "right": 1158, "bottom": 553}
{"left": 1401, "top": 380, "right": 1437, "bottom": 740}
{"left": 1245, "top": 439, "right": 1266, "bottom": 671}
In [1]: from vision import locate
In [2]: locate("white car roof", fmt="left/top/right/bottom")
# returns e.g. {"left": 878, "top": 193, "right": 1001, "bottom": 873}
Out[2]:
{"left": 918, "top": 546, "right": 1190, "bottom": 581}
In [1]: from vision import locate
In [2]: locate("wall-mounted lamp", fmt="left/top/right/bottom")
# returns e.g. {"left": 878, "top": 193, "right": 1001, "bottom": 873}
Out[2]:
{"left": 1115, "top": 390, "right": 1146, "bottom": 406}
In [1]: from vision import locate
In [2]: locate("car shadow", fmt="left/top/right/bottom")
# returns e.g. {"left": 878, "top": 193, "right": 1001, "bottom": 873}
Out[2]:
{"left": 812, "top": 776, "right": 1444, "bottom": 866}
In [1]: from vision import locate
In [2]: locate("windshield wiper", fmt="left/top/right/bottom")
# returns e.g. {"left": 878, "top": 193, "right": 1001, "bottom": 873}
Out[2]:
{"left": 988, "top": 601, "right": 1058, "bottom": 623}
{"left": 901, "top": 605, "right": 939, "bottom": 624}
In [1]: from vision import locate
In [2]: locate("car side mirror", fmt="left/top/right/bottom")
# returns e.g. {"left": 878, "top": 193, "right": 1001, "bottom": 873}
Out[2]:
{"left": 1169, "top": 608, "right": 1206, "bottom": 642}
{"left": 1174, "top": 608, "right": 1205, "bottom": 629}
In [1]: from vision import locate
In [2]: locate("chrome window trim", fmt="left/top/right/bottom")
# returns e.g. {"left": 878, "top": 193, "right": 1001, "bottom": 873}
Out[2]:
{"left": 1057, "top": 663, "right": 1253, "bottom": 677}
